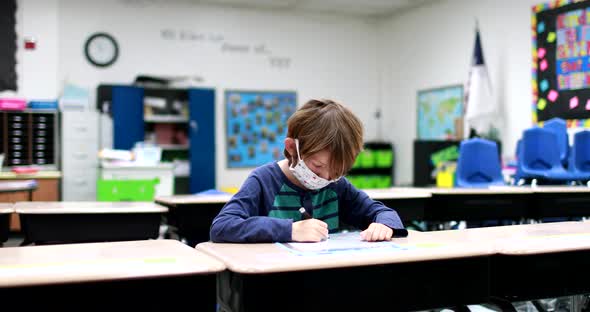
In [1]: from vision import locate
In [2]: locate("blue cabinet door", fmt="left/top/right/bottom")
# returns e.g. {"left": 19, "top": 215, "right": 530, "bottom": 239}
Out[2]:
{"left": 188, "top": 88, "right": 216, "bottom": 193}
{"left": 112, "top": 86, "right": 144, "bottom": 150}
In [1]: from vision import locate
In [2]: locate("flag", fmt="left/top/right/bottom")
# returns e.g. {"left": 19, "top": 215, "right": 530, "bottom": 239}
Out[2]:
{"left": 464, "top": 27, "right": 498, "bottom": 138}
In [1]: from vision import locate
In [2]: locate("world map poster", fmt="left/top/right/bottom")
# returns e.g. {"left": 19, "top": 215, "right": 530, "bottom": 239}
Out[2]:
{"left": 417, "top": 85, "right": 463, "bottom": 140}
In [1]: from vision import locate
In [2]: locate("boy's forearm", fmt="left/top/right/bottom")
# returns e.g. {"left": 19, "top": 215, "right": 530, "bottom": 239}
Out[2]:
{"left": 210, "top": 216, "right": 293, "bottom": 243}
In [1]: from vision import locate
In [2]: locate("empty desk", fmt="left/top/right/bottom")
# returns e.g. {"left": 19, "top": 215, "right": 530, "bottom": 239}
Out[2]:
{"left": 529, "top": 186, "right": 590, "bottom": 219}
{"left": 363, "top": 187, "right": 431, "bottom": 221}
{"left": 0, "top": 239, "right": 225, "bottom": 309}
{"left": 426, "top": 186, "right": 533, "bottom": 222}
{"left": 156, "top": 194, "right": 232, "bottom": 246}
{"left": 490, "top": 221, "right": 590, "bottom": 305}
{"left": 15, "top": 201, "right": 168, "bottom": 245}
{"left": 0, "top": 204, "right": 14, "bottom": 246}
{"left": 197, "top": 230, "right": 494, "bottom": 312}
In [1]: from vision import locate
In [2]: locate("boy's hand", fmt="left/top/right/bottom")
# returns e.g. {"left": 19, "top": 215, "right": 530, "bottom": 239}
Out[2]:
{"left": 360, "top": 223, "right": 393, "bottom": 242}
{"left": 292, "top": 219, "right": 329, "bottom": 242}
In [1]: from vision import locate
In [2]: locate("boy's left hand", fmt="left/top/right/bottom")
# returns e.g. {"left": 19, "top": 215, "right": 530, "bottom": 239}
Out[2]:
{"left": 360, "top": 223, "right": 393, "bottom": 242}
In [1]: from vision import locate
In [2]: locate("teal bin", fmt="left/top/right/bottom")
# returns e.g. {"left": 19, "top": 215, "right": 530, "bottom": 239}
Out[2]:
{"left": 97, "top": 178, "right": 159, "bottom": 201}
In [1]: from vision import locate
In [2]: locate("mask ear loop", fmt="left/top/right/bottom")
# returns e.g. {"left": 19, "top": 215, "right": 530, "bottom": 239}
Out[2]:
{"left": 294, "top": 139, "right": 303, "bottom": 161}
{"left": 289, "top": 139, "right": 303, "bottom": 169}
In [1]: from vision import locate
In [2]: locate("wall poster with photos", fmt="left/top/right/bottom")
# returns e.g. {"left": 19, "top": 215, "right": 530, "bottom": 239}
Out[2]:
{"left": 226, "top": 90, "right": 297, "bottom": 168}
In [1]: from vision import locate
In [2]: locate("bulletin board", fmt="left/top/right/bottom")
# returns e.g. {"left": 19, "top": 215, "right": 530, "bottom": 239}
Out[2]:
{"left": 532, "top": 0, "right": 590, "bottom": 127}
{"left": 0, "top": 0, "right": 17, "bottom": 91}
{"left": 225, "top": 90, "right": 297, "bottom": 168}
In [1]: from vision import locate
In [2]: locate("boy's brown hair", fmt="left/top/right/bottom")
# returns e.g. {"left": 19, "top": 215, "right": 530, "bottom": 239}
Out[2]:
{"left": 284, "top": 99, "right": 364, "bottom": 178}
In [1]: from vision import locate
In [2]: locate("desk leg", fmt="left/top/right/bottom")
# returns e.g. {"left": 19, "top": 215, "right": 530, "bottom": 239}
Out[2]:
{"left": 489, "top": 298, "right": 517, "bottom": 312}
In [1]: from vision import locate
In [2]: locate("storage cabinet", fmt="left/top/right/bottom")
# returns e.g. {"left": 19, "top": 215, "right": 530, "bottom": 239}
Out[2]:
{"left": 61, "top": 111, "right": 99, "bottom": 200}
{"left": 105, "top": 85, "right": 215, "bottom": 194}
{"left": 0, "top": 110, "right": 59, "bottom": 168}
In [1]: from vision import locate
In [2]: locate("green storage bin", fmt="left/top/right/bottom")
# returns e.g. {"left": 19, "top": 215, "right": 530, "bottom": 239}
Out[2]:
{"left": 359, "top": 150, "right": 376, "bottom": 168}
{"left": 375, "top": 150, "right": 393, "bottom": 168}
{"left": 97, "top": 178, "right": 159, "bottom": 201}
{"left": 375, "top": 175, "right": 392, "bottom": 188}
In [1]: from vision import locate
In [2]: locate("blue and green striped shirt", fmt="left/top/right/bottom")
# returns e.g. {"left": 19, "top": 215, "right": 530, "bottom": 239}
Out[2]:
{"left": 210, "top": 162, "right": 407, "bottom": 243}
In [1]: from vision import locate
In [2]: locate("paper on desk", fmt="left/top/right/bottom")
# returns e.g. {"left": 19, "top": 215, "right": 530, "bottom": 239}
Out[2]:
{"left": 278, "top": 232, "right": 411, "bottom": 256}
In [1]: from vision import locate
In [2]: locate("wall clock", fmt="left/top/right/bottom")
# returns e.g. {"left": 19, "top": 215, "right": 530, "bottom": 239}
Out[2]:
{"left": 84, "top": 32, "right": 119, "bottom": 67}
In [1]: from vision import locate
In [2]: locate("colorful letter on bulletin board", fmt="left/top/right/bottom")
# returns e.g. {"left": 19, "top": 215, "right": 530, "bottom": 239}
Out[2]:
{"left": 532, "top": 0, "right": 590, "bottom": 127}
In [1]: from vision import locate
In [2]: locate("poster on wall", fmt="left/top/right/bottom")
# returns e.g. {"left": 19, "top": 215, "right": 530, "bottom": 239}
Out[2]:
{"left": 416, "top": 85, "right": 464, "bottom": 140}
{"left": 532, "top": 0, "right": 590, "bottom": 127}
{"left": 226, "top": 90, "right": 297, "bottom": 168}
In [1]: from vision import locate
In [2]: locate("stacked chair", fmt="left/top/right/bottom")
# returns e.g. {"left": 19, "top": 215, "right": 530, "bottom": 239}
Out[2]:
{"left": 515, "top": 118, "right": 590, "bottom": 186}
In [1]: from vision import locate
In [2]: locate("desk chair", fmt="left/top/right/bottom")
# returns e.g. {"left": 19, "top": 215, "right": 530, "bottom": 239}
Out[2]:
{"left": 569, "top": 130, "right": 590, "bottom": 184}
{"left": 456, "top": 138, "right": 504, "bottom": 187}
{"left": 518, "top": 127, "right": 584, "bottom": 185}
{"left": 544, "top": 117, "right": 569, "bottom": 167}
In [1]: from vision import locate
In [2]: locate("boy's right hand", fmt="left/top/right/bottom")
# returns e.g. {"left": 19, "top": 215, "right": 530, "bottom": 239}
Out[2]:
{"left": 291, "top": 219, "right": 329, "bottom": 242}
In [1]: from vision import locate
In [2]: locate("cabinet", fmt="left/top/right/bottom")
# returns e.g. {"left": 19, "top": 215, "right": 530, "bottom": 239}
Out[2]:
{"left": 61, "top": 111, "right": 99, "bottom": 200}
{"left": 0, "top": 110, "right": 59, "bottom": 168}
{"left": 103, "top": 85, "right": 215, "bottom": 194}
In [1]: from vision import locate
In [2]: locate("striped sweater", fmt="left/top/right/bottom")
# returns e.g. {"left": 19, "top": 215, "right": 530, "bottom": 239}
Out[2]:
{"left": 210, "top": 162, "right": 407, "bottom": 243}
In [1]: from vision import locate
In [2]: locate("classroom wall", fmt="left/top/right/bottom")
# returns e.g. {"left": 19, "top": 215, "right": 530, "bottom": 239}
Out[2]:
{"left": 17, "top": 0, "right": 381, "bottom": 189}
{"left": 377, "top": 0, "right": 541, "bottom": 185}
{"left": 16, "top": 0, "right": 60, "bottom": 99}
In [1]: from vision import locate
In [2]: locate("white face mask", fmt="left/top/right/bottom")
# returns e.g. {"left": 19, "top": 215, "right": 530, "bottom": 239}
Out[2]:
{"left": 289, "top": 139, "right": 340, "bottom": 190}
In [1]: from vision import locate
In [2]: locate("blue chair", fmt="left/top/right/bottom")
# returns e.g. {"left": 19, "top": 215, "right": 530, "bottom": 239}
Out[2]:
{"left": 568, "top": 130, "right": 590, "bottom": 182}
{"left": 456, "top": 138, "right": 505, "bottom": 187}
{"left": 518, "top": 127, "right": 584, "bottom": 183}
{"left": 544, "top": 117, "right": 569, "bottom": 167}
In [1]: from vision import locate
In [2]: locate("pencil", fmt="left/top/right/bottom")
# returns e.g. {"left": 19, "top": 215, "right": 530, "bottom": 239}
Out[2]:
{"left": 299, "top": 207, "right": 312, "bottom": 220}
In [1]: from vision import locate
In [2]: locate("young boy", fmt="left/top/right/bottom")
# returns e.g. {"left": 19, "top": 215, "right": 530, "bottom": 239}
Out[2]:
{"left": 210, "top": 99, "right": 408, "bottom": 243}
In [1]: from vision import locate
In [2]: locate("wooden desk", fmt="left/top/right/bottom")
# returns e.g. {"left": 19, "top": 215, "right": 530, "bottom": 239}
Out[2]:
{"left": 425, "top": 186, "right": 533, "bottom": 222}
{"left": 363, "top": 187, "right": 431, "bottom": 222}
{"left": 528, "top": 186, "right": 590, "bottom": 219}
{"left": 0, "top": 239, "right": 225, "bottom": 309}
{"left": 487, "top": 221, "right": 590, "bottom": 304}
{"left": 157, "top": 188, "right": 432, "bottom": 246}
{"left": 197, "top": 230, "right": 493, "bottom": 311}
{"left": 15, "top": 201, "right": 168, "bottom": 245}
{"left": 0, "top": 204, "right": 14, "bottom": 245}
{"left": 0, "top": 171, "right": 61, "bottom": 231}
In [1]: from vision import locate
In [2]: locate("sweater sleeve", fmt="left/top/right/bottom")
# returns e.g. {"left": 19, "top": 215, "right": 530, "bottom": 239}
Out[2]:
{"left": 339, "top": 179, "right": 408, "bottom": 237}
{"left": 209, "top": 175, "right": 293, "bottom": 243}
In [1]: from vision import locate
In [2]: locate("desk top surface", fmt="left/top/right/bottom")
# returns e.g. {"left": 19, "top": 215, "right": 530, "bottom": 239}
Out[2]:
{"left": 0, "top": 203, "right": 14, "bottom": 214}
{"left": 529, "top": 186, "right": 590, "bottom": 193}
{"left": 362, "top": 187, "right": 432, "bottom": 199}
{"left": 156, "top": 194, "right": 233, "bottom": 205}
{"left": 492, "top": 221, "right": 590, "bottom": 255}
{"left": 196, "top": 230, "right": 493, "bottom": 274}
{"left": 14, "top": 201, "right": 168, "bottom": 214}
{"left": 413, "top": 221, "right": 590, "bottom": 255}
{"left": 156, "top": 187, "right": 432, "bottom": 206}
{"left": 428, "top": 186, "right": 534, "bottom": 195}
{"left": 0, "top": 171, "right": 61, "bottom": 180}
{"left": 0, "top": 180, "right": 37, "bottom": 192}
{"left": 0, "top": 239, "right": 225, "bottom": 287}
